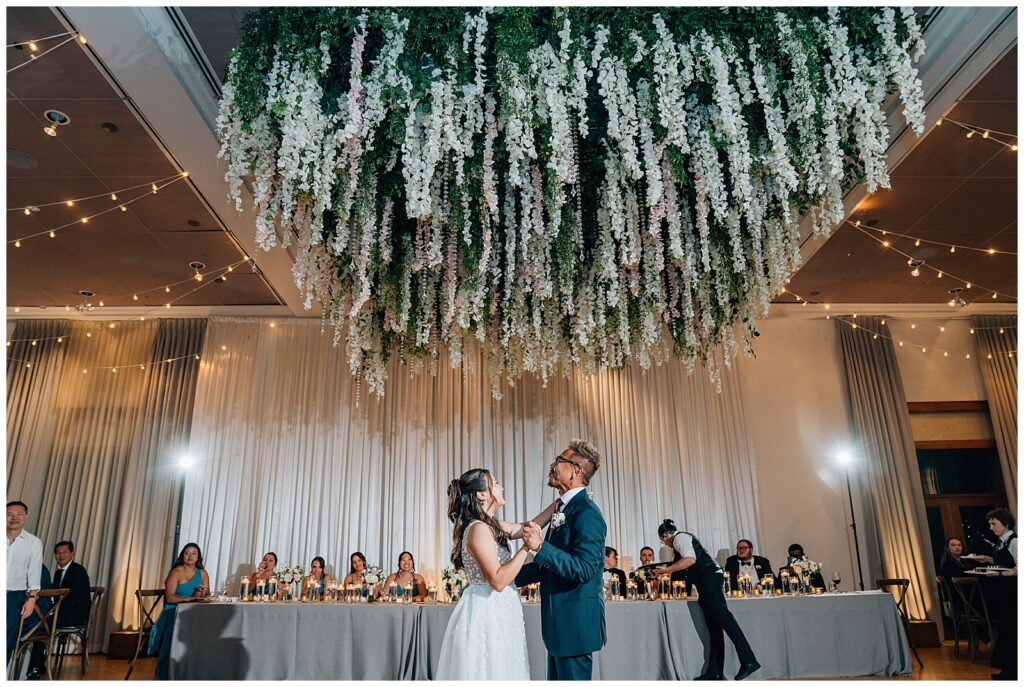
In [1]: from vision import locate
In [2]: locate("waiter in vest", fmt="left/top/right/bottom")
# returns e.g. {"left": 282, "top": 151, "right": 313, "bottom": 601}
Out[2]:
{"left": 986, "top": 508, "right": 1017, "bottom": 681}
{"left": 653, "top": 519, "right": 760, "bottom": 681}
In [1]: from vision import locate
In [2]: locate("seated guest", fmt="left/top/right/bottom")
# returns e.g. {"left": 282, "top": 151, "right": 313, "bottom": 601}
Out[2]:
{"left": 7, "top": 500, "right": 43, "bottom": 667}
{"left": 301, "top": 556, "right": 333, "bottom": 600}
{"left": 148, "top": 543, "right": 210, "bottom": 680}
{"left": 939, "top": 537, "right": 978, "bottom": 579}
{"left": 342, "top": 551, "right": 368, "bottom": 588}
{"left": 604, "top": 547, "right": 628, "bottom": 594}
{"left": 27, "top": 541, "right": 91, "bottom": 678}
{"left": 383, "top": 551, "right": 427, "bottom": 600}
{"left": 637, "top": 546, "right": 661, "bottom": 594}
{"left": 724, "top": 539, "right": 772, "bottom": 584}
{"left": 778, "top": 543, "right": 825, "bottom": 589}
{"left": 252, "top": 551, "right": 279, "bottom": 598}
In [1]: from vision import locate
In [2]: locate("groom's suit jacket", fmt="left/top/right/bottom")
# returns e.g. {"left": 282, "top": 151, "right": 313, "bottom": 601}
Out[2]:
{"left": 515, "top": 491, "right": 607, "bottom": 658}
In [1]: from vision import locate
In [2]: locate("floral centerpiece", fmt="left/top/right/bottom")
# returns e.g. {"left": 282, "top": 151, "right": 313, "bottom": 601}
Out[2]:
{"left": 442, "top": 567, "right": 468, "bottom": 602}
{"left": 276, "top": 565, "right": 305, "bottom": 600}
{"left": 362, "top": 565, "right": 384, "bottom": 600}
{"left": 788, "top": 556, "right": 821, "bottom": 590}
{"left": 218, "top": 8, "right": 925, "bottom": 398}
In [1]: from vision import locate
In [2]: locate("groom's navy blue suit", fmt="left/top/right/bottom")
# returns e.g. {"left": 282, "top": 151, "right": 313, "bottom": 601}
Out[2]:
{"left": 515, "top": 490, "right": 607, "bottom": 680}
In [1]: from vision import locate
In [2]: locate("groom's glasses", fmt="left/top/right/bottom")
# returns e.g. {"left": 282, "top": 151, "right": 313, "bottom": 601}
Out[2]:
{"left": 553, "top": 455, "right": 581, "bottom": 469}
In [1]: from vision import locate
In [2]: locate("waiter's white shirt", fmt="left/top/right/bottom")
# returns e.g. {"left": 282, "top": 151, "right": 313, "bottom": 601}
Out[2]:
{"left": 998, "top": 529, "right": 1018, "bottom": 566}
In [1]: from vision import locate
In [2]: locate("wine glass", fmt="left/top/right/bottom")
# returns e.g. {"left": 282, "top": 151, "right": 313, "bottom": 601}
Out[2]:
{"left": 831, "top": 570, "right": 842, "bottom": 593}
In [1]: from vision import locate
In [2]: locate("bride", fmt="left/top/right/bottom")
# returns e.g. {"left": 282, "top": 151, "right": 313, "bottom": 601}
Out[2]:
{"left": 435, "top": 468, "right": 555, "bottom": 680}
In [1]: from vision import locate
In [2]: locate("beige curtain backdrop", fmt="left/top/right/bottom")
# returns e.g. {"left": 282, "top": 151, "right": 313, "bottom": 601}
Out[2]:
{"left": 971, "top": 315, "right": 1017, "bottom": 511}
{"left": 180, "top": 317, "right": 761, "bottom": 591}
{"left": 7, "top": 320, "right": 71, "bottom": 508}
{"left": 5, "top": 319, "right": 205, "bottom": 650}
{"left": 836, "top": 317, "right": 937, "bottom": 622}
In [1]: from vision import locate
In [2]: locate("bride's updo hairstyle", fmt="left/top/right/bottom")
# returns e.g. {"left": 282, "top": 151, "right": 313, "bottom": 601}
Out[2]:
{"left": 447, "top": 468, "right": 510, "bottom": 570}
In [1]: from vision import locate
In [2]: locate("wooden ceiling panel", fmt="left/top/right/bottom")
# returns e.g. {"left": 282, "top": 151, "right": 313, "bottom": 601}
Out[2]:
{"left": 154, "top": 230, "right": 246, "bottom": 270}
{"left": 211, "top": 272, "right": 283, "bottom": 306}
{"left": 7, "top": 101, "right": 93, "bottom": 179}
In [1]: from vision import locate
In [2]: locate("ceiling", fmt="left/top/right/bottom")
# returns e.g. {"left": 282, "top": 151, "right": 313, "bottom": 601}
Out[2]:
{"left": 4, "top": 7, "right": 1018, "bottom": 316}
{"left": 6, "top": 7, "right": 281, "bottom": 311}
{"left": 787, "top": 46, "right": 1017, "bottom": 306}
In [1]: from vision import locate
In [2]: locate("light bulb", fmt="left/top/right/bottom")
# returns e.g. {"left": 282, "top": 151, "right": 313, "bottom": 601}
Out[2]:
{"left": 999, "top": 328, "right": 1005, "bottom": 334}
{"left": 936, "top": 119, "right": 943, "bottom": 126}
{"left": 899, "top": 341, "right": 904, "bottom": 347}
{"left": 911, "top": 324, "right": 916, "bottom": 329}
{"left": 165, "top": 303, "right": 171, "bottom": 309}
{"left": 78, "top": 34, "right": 87, "bottom": 44}
{"left": 195, "top": 273, "right": 203, "bottom": 282}
{"left": 950, "top": 246, "right": 956, "bottom": 253}
{"left": 992, "top": 293, "right": 998, "bottom": 300}
{"left": 938, "top": 272, "right": 943, "bottom": 279}
{"left": 940, "top": 326, "right": 945, "bottom": 332}
{"left": 882, "top": 241, "right": 890, "bottom": 248}
{"left": 23, "top": 208, "right": 30, "bottom": 216}
{"left": 966, "top": 131, "right": 974, "bottom": 139}
{"left": 966, "top": 354, "right": 971, "bottom": 359}
{"left": 966, "top": 283, "right": 972, "bottom": 289}
{"left": 988, "top": 248, "right": 996, "bottom": 255}
{"left": 151, "top": 184, "right": 158, "bottom": 193}
{"left": 165, "top": 287, "right": 171, "bottom": 293}
{"left": 14, "top": 240, "right": 21, "bottom": 248}
{"left": 983, "top": 131, "right": 990, "bottom": 139}
{"left": 49, "top": 231, "right": 55, "bottom": 238}
{"left": 43, "top": 125, "right": 57, "bottom": 137}
{"left": 111, "top": 193, "right": 117, "bottom": 201}
{"left": 81, "top": 217, "right": 88, "bottom": 224}
{"left": 881, "top": 319, "right": 886, "bottom": 325}
{"left": 1012, "top": 144, "right": 1019, "bottom": 152}
{"left": 119, "top": 206, "right": 126, "bottom": 212}
{"left": 66, "top": 200, "right": 74, "bottom": 207}
{"left": 915, "top": 239, "right": 921, "bottom": 247}
{"left": 221, "top": 345, "right": 227, "bottom": 351}
{"left": 911, "top": 267, "right": 920, "bottom": 277}
{"left": 970, "top": 328, "right": 975, "bottom": 335}
{"left": 28, "top": 41, "right": 38, "bottom": 52}
{"left": 132, "top": 294, "right": 138, "bottom": 301}
{"left": 944, "top": 352, "right": 948, "bottom": 357}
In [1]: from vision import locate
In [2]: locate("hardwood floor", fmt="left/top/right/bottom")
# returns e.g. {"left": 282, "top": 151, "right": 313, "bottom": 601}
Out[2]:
{"left": 43, "top": 643, "right": 997, "bottom": 680}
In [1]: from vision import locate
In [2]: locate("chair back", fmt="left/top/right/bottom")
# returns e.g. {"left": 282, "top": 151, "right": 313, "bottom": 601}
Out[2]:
{"left": 7, "top": 589, "right": 69, "bottom": 679}
{"left": 950, "top": 576, "right": 990, "bottom": 622}
{"left": 135, "top": 588, "right": 165, "bottom": 631}
{"left": 876, "top": 577, "right": 911, "bottom": 616}
{"left": 935, "top": 576, "right": 954, "bottom": 620}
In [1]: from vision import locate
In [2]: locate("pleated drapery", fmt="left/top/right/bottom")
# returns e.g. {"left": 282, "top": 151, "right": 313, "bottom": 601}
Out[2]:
{"left": 180, "top": 317, "right": 762, "bottom": 591}
{"left": 5, "top": 319, "right": 206, "bottom": 649}
{"left": 970, "top": 315, "right": 1017, "bottom": 510}
{"left": 836, "top": 317, "right": 937, "bottom": 622}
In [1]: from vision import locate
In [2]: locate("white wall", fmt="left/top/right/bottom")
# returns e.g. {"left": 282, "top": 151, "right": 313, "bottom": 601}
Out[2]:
{"left": 735, "top": 318, "right": 859, "bottom": 588}
{"left": 735, "top": 313, "right": 993, "bottom": 592}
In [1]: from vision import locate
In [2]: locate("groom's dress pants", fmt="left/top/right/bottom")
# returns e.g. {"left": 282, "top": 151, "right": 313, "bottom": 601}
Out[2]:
{"left": 547, "top": 653, "right": 593, "bottom": 680}
{"left": 695, "top": 573, "right": 756, "bottom": 675}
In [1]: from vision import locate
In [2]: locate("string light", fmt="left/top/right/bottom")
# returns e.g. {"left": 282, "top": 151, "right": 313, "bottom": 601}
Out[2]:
{"left": 7, "top": 32, "right": 82, "bottom": 74}
{"left": 850, "top": 221, "right": 1017, "bottom": 256}
{"left": 851, "top": 225, "right": 1013, "bottom": 303}
{"left": 7, "top": 173, "right": 190, "bottom": 245}
{"left": 940, "top": 117, "right": 1018, "bottom": 151}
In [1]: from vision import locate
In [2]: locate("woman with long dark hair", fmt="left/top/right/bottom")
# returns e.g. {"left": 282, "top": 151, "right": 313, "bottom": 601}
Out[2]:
{"left": 383, "top": 551, "right": 427, "bottom": 600}
{"left": 435, "top": 468, "right": 536, "bottom": 679}
{"left": 148, "top": 543, "right": 210, "bottom": 679}
{"left": 301, "top": 556, "right": 333, "bottom": 600}
{"left": 654, "top": 520, "right": 760, "bottom": 681}
{"left": 342, "top": 551, "right": 368, "bottom": 588}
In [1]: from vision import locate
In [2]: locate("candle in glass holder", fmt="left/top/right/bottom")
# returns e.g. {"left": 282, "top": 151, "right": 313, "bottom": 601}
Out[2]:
{"left": 672, "top": 580, "right": 684, "bottom": 600}
{"left": 240, "top": 577, "right": 250, "bottom": 601}
{"left": 427, "top": 583, "right": 437, "bottom": 604}
{"left": 626, "top": 581, "right": 637, "bottom": 601}
{"left": 404, "top": 582, "right": 413, "bottom": 602}
{"left": 387, "top": 581, "right": 397, "bottom": 603}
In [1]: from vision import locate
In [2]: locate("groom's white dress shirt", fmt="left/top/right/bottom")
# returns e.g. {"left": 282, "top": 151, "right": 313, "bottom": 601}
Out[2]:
{"left": 558, "top": 486, "right": 587, "bottom": 509}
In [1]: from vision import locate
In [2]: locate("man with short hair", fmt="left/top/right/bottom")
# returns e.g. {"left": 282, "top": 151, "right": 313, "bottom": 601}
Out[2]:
{"left": 517, "top": 439, "right": 607, "bottom": 680}
{"left": 7, "top": 501, "right": 43, "bottom": 665}
{"left": 724, "top": 539, "right": 772, "bottom": 585}
{"left": 636, "top": 546, "right": 661, "bottom": 595}
{"left": 779, "top": 543, "right": 825, "bottom": 590}
{"left": 604, "top": 547, "right": 627, "bottom": 596}
{"left": 985, "top": 508, "right": 1017, "bottom": 681}
{"left": 28, "top": 541, "right": 92, "bottom": 678}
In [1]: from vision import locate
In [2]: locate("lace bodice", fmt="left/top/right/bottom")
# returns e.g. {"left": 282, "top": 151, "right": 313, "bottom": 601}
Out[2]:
{"left": 462, "top": 520, "right": 510, "bottom": 585}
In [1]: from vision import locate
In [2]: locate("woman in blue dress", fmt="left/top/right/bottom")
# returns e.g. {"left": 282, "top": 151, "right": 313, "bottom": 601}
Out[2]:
{"left": 300, "top": 556, "right": 333, "bottom": 600}
{"left": 383, "top": 551, "right": 427, "bottom": 601}
{"left": 148, "top": 542, "right": 210, "bottom": 679}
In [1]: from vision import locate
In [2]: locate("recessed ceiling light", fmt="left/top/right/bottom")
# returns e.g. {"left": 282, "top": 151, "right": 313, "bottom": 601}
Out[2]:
{"left": 809, "top": 291, "right": 820, "bottom": 296}
{"left": 187, "top": 219, "right": 200, "bottom": 227}
{"left": 865, "top": 219, "right": 880, "bottom": 227}
{"left": 101, "top": 122, "right": 119, "bottom": 133}
{"left": 43, "top": 109, "right": 71, "bottom": 125}
{"left": 188, "top": 261, "right": 206, "bottom": 271}
{"left": 78, "top": 290, "right": 95, "bottom": 297}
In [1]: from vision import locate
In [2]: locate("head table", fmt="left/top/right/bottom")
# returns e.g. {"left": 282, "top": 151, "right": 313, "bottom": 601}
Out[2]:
{"left": 169, "top": 590, "right": 910, "bottom": 680}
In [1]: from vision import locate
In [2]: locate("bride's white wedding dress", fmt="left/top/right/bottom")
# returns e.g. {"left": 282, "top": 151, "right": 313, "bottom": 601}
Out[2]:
{"left": 435, "top": 520, "right": 531, "bottom": 680}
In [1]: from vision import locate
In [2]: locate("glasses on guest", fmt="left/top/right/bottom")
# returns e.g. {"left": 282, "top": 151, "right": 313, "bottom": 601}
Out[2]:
{"left": 553, "top": 455, "right": 581, "bottom": 469}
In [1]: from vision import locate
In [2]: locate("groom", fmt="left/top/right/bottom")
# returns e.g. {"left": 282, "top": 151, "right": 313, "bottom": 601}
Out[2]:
{"left": 517, "top": 439, "right": 607, "bottom": 680}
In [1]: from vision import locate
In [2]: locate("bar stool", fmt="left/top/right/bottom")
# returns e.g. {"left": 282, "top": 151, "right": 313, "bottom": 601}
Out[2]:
{"left": 877, "top": 578, "right": 924, "bottom": 669}
{"left": 7, "top": 588, "right": 69, "bottom": 680}
{"left": 124, "top": 588, "right": 164, "bottom": 679}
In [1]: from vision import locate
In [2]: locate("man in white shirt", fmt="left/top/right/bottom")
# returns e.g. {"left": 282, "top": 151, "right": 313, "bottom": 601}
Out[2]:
{"left": 7, "top": 500, "right": 43, "bottom": 665}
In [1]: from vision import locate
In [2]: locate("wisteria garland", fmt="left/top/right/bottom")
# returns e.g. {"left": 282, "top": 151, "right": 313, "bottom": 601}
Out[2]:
{"left": 217, "top": 7, "right": 926, "bottom": 397}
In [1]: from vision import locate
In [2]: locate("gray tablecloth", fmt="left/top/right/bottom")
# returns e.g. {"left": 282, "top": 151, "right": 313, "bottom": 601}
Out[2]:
{"left": 171, "top": 590, "right": 910, "bottom": 680}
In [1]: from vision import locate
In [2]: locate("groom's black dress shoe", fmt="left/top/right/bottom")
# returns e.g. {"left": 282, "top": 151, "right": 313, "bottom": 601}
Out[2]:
{"left": 735, "top": 661, "right": 761, "bottom": 681}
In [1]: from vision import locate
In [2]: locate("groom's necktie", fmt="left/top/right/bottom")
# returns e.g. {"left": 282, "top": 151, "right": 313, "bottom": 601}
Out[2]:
{"left": 546, "top": 499, "right": 563, "bottom": 541}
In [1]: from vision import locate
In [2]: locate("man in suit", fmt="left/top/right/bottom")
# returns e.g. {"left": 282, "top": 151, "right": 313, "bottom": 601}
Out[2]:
{"left": 724, "top": 539, "right": 772, "bottom": 585}
{"left": 604, "top": 547, "right": 627, "bottom": 597}
{"left": 27, "top": 541, "right": 91, "bottom": 678}
{"left": 517, "top": 439, "right": 607, "bottom": 680}
{"left": 779, "top": 543, "right": 826, "bottom": 590}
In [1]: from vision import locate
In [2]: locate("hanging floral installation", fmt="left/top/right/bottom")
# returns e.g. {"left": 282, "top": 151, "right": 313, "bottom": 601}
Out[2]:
{"left": 217, "top": 7, "right": 926, "bottom": 397}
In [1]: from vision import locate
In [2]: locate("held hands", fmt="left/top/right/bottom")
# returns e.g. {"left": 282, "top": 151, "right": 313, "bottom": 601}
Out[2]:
{"left": 522, "top": 521, "right": 543, "bottom": 552}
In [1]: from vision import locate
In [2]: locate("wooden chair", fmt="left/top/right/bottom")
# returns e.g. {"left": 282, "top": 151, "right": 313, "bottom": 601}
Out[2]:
{"left": 936, "top": 576, "right": 971, "bottom": 657}
{"left": 950, "top": 576, "right": 996, "bottom": 661}
{"left": 7, "top": 588, "right": 69, "bottom": 680}
{"left": 51, "top": 586, "right": 106, "bottom": 676}
{"left": 877, "top": 578, "right": 924, "bottom": 669}
{"left": 124, "top": 588, "right": 164, "bottom": 679}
